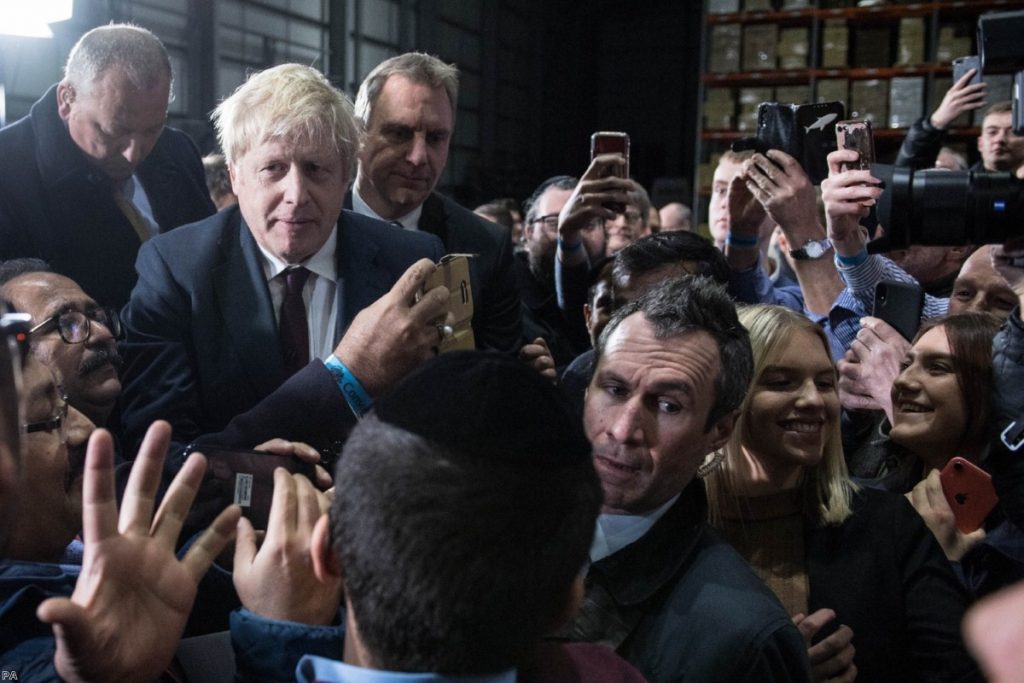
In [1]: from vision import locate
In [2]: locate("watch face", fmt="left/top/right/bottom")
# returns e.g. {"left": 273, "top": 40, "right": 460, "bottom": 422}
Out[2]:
{"left": 806, "top": 242, "right": 826, "bottom": 258}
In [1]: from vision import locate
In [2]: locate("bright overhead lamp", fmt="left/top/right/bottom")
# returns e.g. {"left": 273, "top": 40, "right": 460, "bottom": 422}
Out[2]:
{"left": 0, "top": 1, "right": 74, "bottom": 38}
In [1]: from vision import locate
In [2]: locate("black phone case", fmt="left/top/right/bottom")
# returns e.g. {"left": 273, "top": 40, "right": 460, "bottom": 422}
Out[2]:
{"left": 732, "top": 101, "right": 844, "bottom": 184}
{"left": 873, "top": 281, "right": 924, "bottom": 342}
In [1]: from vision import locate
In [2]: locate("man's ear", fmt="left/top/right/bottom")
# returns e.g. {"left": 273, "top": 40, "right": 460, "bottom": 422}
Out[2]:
{"left": 311, "top": 513, "right": 342, "bottom": 584}
{"left": 707, "top": 410, "right": 738, "bottom": 453}
{"left": 945, "top": 245, "right": 971, "bottom": 263}
{"left": 56, "top": 83, "right": 74, "bottom": 121}
{"left": 583, "top": 303, "right": 593, "bottom": 332}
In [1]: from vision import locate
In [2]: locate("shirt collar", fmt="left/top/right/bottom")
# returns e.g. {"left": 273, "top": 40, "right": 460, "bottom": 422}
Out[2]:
{"left": 590, "top": 494, "right": 680, "bottom": 563}
{"left": 352, "top": 184, "right": 423, "bottom": 230}
{"left": 255, "top": 224, "right": 338, "bottom": 283}
{"left": 296, "top": 655, "right": 516, "bottom": 683}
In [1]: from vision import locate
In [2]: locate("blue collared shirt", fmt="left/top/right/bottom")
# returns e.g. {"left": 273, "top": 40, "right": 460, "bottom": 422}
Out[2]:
{"left": 296, "top": 655, "right": 517, "bottom": 683}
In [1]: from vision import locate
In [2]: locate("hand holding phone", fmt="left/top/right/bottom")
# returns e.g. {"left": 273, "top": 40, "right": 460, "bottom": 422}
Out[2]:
{"left": 873, "top": 281, "right": 924, "bottom": 342}
{"left": 591, "top": 131, "right": 630, "bottom": 213}
{"left": 940, "top": 457, "right": 999, "bottom": 533}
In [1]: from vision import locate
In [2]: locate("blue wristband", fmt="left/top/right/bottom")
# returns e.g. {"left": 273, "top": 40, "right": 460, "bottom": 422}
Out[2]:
{"left": 558, "top": 238, "right": 584, "bottom": 252}
{"left": 835, "top": 248, "right": 869, "bottom": 268}
{"left": 324, "top": 356, "right": 373, "bottom": 418}
{"left": 727, "top": 232, "right": 759, "bottom": 248}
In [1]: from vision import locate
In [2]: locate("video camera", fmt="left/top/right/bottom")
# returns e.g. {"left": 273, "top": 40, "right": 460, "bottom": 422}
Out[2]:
{"left": 871, "top": 10, "right": 1024, "bottom": 249}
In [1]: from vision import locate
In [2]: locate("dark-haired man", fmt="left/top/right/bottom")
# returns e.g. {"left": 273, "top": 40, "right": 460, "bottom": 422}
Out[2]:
{"left": 567, "top": 277, "right": 811, "bottom": 682}
{"left": 0, "top": 260, "right": 121, "bottom": 427}
{"left": 227, "top": 351, "right": 647, "bottom": 682}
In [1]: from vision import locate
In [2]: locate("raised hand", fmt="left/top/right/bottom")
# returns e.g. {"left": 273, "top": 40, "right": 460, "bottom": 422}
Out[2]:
{"left": 793, "top": 608, "right": 857, "bottom": 683}
{"left": 36, "top": 421, "right": 240, "bottom": 683}
{"left": 930, "top": 70, "right": 987, "bottom": 130}
{"left": 821, "top": 150, "right": 882, "bottom": 257}
{"left": 838, "top": 317, "right": 909, "bottom": 420}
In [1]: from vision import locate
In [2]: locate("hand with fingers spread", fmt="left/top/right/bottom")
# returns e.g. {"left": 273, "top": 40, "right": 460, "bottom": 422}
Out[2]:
{"left": 837, "top": 317, "right": 909, "bottom": 420}
{"left": 821, "top": 150, "right": 883, "bottom": 257}
{"left": 793, "top": 609, "right": 857, "bottom": 683}
{"left": 907, "top": 469, "right": 986, "bottom": 562}
{"left": 233, "top": 469, "right": 341, "bottom": 626}
{"left": 333, "top": 258, "right": 450, "bottom": 397}
{"left": 557, "top": 154, "right": 637, "bottom": 264}
{"left": 743, "top": 150, "right": 821, "bottom": 237}
{"left": 724, "top": 173, "right": 769, "bottom": 269}
{"left": 35, "top": 421, "right": 241, "bottom": 683}
{"left": 931, "top": 70, "right": 987, "bottom": 131}
{"left": 518, "top": 336, "right": 556, "bottom": 382}
{"left": 254, "top": 438, "right": 332, "bottom": 489}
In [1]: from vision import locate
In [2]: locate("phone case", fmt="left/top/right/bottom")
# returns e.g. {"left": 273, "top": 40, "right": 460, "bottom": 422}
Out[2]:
{"left": 422, "top": 254, "right": 476, "bottom": 353}
{"left": 940, "top": 457, "right": 999, "bottom": 533}
{"left": 590, "top": 131, "right": 630, "bottom": 179}
{"left": 873, "top": 280, "right": 924, "bottom": 342}
{"left": 836, "top": 120, "right": 875, "bottom": 171}
{"left": 952, "top": 56, "right": 982, "bottom": 86}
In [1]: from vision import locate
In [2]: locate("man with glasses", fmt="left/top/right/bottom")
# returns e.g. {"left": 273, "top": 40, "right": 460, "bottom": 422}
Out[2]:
{"left": 0, "top": 260, "right": 122, "bottom": 429}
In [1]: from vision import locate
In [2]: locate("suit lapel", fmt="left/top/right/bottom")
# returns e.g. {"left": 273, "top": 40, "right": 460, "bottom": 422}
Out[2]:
{"left": 418, "top": 193, "right": 449, "bottom": 246}
{"left": 334, "top": 213, "right": 393, "bottom": 337}
{"left": 211, "top": 213, "right": 286, "bottom": 395}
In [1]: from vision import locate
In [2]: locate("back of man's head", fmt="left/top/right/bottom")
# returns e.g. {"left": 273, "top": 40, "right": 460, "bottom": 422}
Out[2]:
{"left": 613, "top": 231, "right": 730, "bottom": 289}
{"left": 354, "top": 52, "right": 459, "bottom": 126}
{"left": 331, "top": 352, "right": 601, "bottom": 675}
{"left": 63, "top": 24, "right": 171, "bottom": 97}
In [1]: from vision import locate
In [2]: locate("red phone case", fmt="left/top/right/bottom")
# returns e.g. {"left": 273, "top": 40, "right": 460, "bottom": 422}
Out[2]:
{"left": 939, "top": 457, "right": 999, "bottom": 533}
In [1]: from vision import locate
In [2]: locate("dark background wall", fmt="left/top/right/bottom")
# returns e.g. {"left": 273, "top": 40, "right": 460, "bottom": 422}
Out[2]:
{"left": 0, "top": 0, "right": 704, "bottom": 209}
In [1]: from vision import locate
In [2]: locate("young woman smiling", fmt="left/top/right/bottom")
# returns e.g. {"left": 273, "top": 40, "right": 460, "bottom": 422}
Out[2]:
{"left": 704, "top": 305, "right": 977, "bottom": 682}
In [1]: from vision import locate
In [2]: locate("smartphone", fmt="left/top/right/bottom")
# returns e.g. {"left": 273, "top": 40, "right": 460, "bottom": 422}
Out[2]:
{"left": 873, "top": 280, "right": 924, "bottom": 342}
{"left": 421, "top": 254, "right": 476, "bottom": 353}
{"left": 940, "top": 457, "right": 998, "bottom": 533}
{"left": 952, "top": 55, "right": 983, "bottom": 86}
{"left": 835, "top": 120, "right": 875, "bottom": 172}
{"left": 590, "top": 131, "right": 630, "bottom": 178}
{"left": 186, "top": 446, "right": 317, "bottom": 531}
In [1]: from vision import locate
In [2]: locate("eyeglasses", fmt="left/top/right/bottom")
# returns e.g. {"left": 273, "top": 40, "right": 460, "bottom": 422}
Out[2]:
{"left": 29, "top": 308, "right": 122, "bottom": 344}
{"left": 23, "top": 393, "right": 69, "bottom": 444}
{"left": 530, "top": 214, "right": 560, "bottom": 232}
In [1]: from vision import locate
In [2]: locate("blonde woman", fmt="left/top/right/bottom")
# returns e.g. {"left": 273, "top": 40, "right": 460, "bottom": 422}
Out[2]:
{"left": 704, "top": 305, "right": 977, "bottom": 682}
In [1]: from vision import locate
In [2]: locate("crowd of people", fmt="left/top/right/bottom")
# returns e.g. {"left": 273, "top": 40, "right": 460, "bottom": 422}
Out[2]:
{"left": 2, "top": 19, "right": 1024, "bottom": 683}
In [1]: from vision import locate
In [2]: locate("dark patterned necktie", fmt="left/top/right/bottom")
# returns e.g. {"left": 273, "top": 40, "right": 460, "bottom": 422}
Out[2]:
{"left": 278, "top": 266, "right": 311, "bottom": 376}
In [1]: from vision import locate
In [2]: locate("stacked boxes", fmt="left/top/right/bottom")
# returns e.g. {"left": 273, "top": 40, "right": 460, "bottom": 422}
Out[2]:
{"left": 709, "top": 24, "right": 742, "bottom": 73}
{"left": 821, "top": 20, "right": 848, "bottom": 68}
{"left": 889, "top": 76, "right": 924, "bottom": 129}
{"left": 850, "top": 79, "right": 889, "bottom": 125}
{"left": 704, "top": 88, "right": 735, "bottom": 130}
{"left": 896, "top": 17, "right": 925, "bottom": 66}
{"left": 775, "top": 85, "right": 811, "bottom": 106}
{"left": 853, "top": 26, "right": 891, "bottom": 68}
{"left": 817, "top": 79, "right": 849, "bottom": 108}
{"left": 778, "top": 27, "right": 809, "bottom": 70}
{"left": 738, "top": 87, "right": 773, "bottom": 131}
{"left": 743, "top": 23, "right": 779, "bottom": 71}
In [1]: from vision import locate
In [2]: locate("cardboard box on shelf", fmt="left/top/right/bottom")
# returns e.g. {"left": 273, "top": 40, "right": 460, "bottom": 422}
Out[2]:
{"left": 778, "top": 27, "right": 809, "bottom": 70}
{"left": 704, "top": 88, "right": 736, "bottom": 130}
{"left": 896, "top": 17, "right": 925, "bottom": 66}
{"left": 743, "top": 23, "right": 779, "bottom": 71}
{"left": 853, "top": 26, "right": 892, "bottom": 68}
{"left": 708, "top": 0, "right": 740, "bottom": 13}
{"left": 816, "top": 78, "right": 848, "bottom": 108}
{"left": 821, "top": 20, "right": 848, "bottom": 68}
{"left": 709, "top": 24, "right": 742, "bottom": 73}
{"left": 781, "top": 0, "right": 811, "bottom": 7}
{"left": 889, "top": 76, "right": 924, "bottom": 129}
{"left": 738, "top": 86, "right": 773, "bottom": 132}
{"left": 775, "top": 85, "right": 811, "bottom": 106}
{"left": 936, "top": 23, "right": 973, "bottom": 63}
{"left": 850, "top": 79, "right": 889, "bottom": 126}
{"left": 743, "top": 0, "right": 773, "bottom": 9}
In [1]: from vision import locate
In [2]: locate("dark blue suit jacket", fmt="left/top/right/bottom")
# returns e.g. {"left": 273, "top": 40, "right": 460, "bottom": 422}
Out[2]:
{"left": 118, "top": 205, "right": 444, "bottom": 454}
{"left": 0, "top": 85, "right": 215, "bottom": 309}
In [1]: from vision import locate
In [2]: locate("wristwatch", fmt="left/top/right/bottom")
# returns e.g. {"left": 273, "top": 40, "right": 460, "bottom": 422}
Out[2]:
{"left": 789, "top": 238, "right": 833, "bottom": 261}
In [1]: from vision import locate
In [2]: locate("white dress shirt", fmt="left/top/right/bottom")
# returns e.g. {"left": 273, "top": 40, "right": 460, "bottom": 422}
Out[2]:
{"left": 590, "top": 494, "right": 680, "bottom": 563}
{"left": 352, "top": 185, "right": 423, "bottom": 231}
{"left": 255, "top": 225, "right": 339, "bottom": 362}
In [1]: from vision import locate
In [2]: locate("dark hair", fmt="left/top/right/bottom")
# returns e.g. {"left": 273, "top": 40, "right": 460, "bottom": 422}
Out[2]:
{"left": 597, "top": 276, "right": 752, "bottom": 431}
{"left": 332, "top": 417, "right": 600, "bottom": 674}
{"left": 913, "top": 312, "right": 1002, "bottom": 454}
{"left": 613, "top": 231, "right": 729, "bottom": 286}
{"left": 524, "top": 175, "right": 577, "bottom": 224}
{"left": 474, "top": 202, "right": 515, "bottom": 231}
{"left": 492, "top": 197, "right": 522, "bottom": 217}
{"left": 0, "top": 259, "right": 52, "bottom": 287}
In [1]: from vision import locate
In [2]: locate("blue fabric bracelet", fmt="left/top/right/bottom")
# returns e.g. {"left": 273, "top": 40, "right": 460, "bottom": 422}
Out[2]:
{"left": 324, "top": 356, "right": 373, "bottom": 418}
{"left": 727, "top": 232, "right": 758, "bottom": 248}
{"left": 558, "top": 238, "right": 584, "bottom": 252}
{"left": 835, "top": 248, "right": 869, "bottom": 268}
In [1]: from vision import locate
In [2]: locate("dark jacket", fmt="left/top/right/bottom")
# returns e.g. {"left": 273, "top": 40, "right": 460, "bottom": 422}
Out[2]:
{"left": 895, "top": 116, "right": 948, "bottom": 170}
{"left": 514, "top": 252, "right": 590, "bottom": 367}
{"left": 0, "top": 85, "right": 215, "bottom": 309}
{"left": 806, "top": 488, "right": 980, "bottom": 682}
{"left": 118, "top": 205, "right": 443, "bottom": 455}
{"left": 346, "top": 190, "right": 523, "bottom": 352}
{"left": 563, "top": 482, "right": 812, "bottom": 683}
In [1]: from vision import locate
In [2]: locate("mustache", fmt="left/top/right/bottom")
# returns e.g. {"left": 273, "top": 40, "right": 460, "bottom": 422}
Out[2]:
{"left": 79, "top": 347, "right": 123, "bottom": 377}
